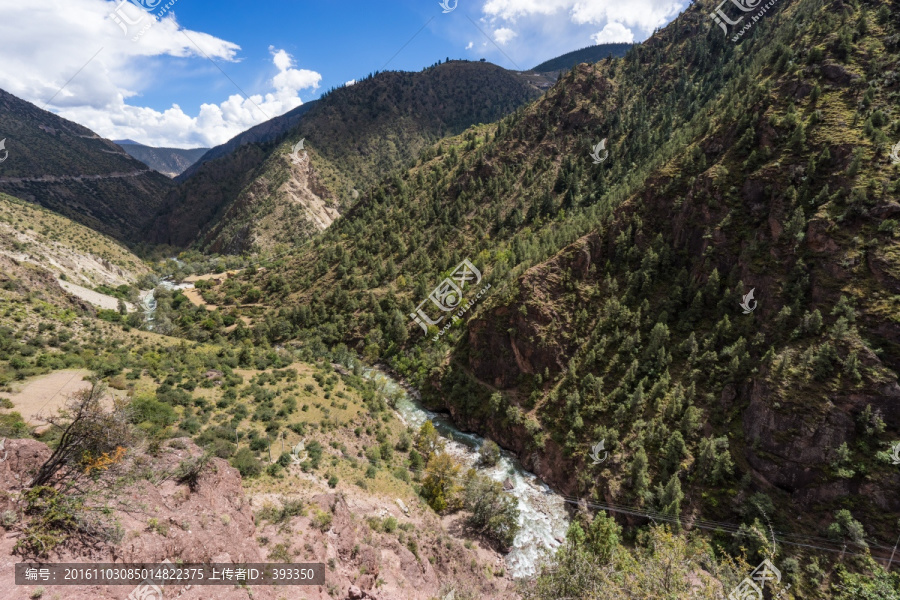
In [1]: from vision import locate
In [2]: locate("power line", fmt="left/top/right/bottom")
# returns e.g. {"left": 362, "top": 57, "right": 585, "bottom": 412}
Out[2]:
{"left": 400, "top": 464, "right": 894, "bottom": 561}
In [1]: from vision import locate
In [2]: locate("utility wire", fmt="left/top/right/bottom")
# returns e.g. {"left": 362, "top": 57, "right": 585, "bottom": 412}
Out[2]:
{"left": 399, "top": 465, "right": 894, "bottom": 560}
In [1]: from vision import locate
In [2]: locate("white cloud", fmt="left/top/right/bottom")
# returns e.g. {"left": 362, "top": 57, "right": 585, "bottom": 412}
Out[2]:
{"left": 482, "top": 0, "right": 572, "bottom": 20}
{"left": 571, "top": 0, "right": 683, "bottom": 31}
{"left": 0, "top": 0, "right": 322, "bottom": 148}
{"left": 465, "top": 41, "right": 474, "bottom": 50}
{"left": 482, "top": 0, "right": 682, "bottom": 30}
{"left": 269, "top": 46, "right": 322, "bottom": 100}
{"left": 344, "top": 79, "right": 357, "bottom": 87}
{"left": 493, "top": 27, "right": 518, "bottom": 45}
{"left": 591, "top": 22, "right": 634, "bottom": 44}
{"left": 474, "top": 0, "right": 688, "bottom": 67}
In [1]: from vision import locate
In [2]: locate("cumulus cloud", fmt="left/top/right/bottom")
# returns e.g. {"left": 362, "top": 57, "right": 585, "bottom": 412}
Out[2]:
{"left": 0, "top": 0, "right": 322, "bottom": 148}
{"left": 269, "top": 46, "right": 322, "bottom": 102}
{"left": 483, "top": 0, "right": 683, "bottom": 30}
{"left": 571, "top": 0, "right": 684, "bottom": 31}
{"left": 482, "top": 0, "right": 572, "bottom": 20}
{"left": 493, "top": 27, "right": 518, "bottom": 45}
{"left": 475, "top": 0, "right": 687, "bottom": 67}
{"left": 465, "top": 41, "right": 474, "bottom": 50}
{"left": 591, "top": 22, "right": 635, "bottom": 44}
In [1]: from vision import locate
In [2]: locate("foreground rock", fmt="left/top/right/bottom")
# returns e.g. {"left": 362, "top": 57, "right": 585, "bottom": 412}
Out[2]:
{"left": 0, "top": 438, "right": 519, "bottom": 600}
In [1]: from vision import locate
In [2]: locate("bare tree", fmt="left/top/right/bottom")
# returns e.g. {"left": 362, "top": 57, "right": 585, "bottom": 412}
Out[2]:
{"left": 30, "top": 380, "right": 133, "bottom": 489}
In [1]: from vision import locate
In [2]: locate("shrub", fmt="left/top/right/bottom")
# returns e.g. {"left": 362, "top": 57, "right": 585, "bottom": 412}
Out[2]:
{"left": 1, "top": 509, "right": 18, "bottom": 529}
{"left": 306, "top": 440, "right": 323, "bottom": 468}
{"left": 382, "top": 516, "right": 398, "bottom": 533}
{"left": 231, "top": 448, "right": 262, "bottom": 478}
{"left": 477, "top": 440, "right": 502, "bottom": 467}
{"left": 175, "top": 453, "right": 214, "bottom": 491}
{"left": 130, "top": 395, "right": 176, "bottom": 429}
{"left": 30, "top": 381, "right": 133, "bottom": 488}
{"left": 462, "top": 471, "right": 520, "bottom": 549}
{"left": 313, "top": 509, "right": 333, "bottom": 532}
{"left": 268, "top": 543, "right": 293, "bottom": 562}
{"left": 0, "top": 411, "right": 29, "bottom": 438}
{"left": 14, "top": 487, "right": 83, "bottom": 557}
{"left": 421, "top": 453, "right": 461, "bottom": 513}
{"left": 207, "top": 438, "right": 236, "bottom": 459}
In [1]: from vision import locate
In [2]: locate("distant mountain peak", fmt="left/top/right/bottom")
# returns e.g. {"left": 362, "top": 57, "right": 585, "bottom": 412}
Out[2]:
{"left": 116, "top": 142, "right": 209, "bottom": 178}
{"left": 531, "top": 43, "right": 635, "bottom": 73}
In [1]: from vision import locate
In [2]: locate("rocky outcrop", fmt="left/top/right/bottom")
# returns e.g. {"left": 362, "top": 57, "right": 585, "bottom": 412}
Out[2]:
{"left": 0, "top": 439, "right": 516, "bottom": 600}
{"left": 0, "top": 438, "right": 277, "bottom": 600}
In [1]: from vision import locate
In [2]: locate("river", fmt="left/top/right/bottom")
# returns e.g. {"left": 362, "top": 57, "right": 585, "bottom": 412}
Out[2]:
{"left": 136, "top": 279, "right": 571, "bottom": 577}
{"left": 364, "top": 369, "right": 570, "bottom": 579}
{"left": 139, "top": 278, "right": 194, "bottom": 329}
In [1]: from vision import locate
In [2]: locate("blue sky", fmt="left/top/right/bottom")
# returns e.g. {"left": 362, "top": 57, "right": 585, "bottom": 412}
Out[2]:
{"left": 0, "top": 0, "right": 689, "bottom": 148}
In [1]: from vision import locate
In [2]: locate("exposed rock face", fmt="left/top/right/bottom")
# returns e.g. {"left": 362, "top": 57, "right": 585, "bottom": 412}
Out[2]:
{"left": 0, "top": 439, "right": 517, "bottom": 600}
{"left": 0, "top": 438, "right": 50, "bottom": 488}
{"left": 455, "top": 126, "right": 900, "bottom": 527}
{"left": 0, "top": 438, "right": 276, "bottom": 600}
{"left": 743, "top": 376, "right": 900, "bottom": 510}
{"left": 250, "top": 490, "right": 517, "bottom": 600}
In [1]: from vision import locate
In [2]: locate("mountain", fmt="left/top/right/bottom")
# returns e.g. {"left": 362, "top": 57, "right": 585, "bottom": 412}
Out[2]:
{"left": 177, "top": 101, "right": 318, "bottom": 181}
{"left": 146, "top": 60, "right": 546, "bottom": 252}
{"left": 0, "top": 201, "right": 515, "bottom": 599}
{"left": 0, "top": 192, "right": 149, "bottom": 289}
{"left": 114, "top": 141, "right": 208, "bottom": 178}
{"left": 0, "top": 89, "right": 174, "bottom": 243}
{"left": 531, "top": 42, "right": 635, "bottom": 73}
{"left": 3, "top": 0, "right": 900, "bottom": 596}
{"left": 205, "top": 0, "right": 900, "bottom": 592}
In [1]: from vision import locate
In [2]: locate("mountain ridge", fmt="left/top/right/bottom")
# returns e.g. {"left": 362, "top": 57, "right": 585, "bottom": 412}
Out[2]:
{"left": 114, "top": 141, "right": 208, "bottom": 177}
{"left": 200, "top": 0, "right": 900, "bottom": 589}
{"left": 531, "top": 42, "right": 635, "bottom": 73}
{"left": 147, "top": 60, "right": 547, "bottom": 252}
{"left": 0, "top": 88, "right": 174, "bottom": 243}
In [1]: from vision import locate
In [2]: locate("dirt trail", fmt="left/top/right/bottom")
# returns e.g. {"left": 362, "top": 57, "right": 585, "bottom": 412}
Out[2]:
{"left": 0, "top": 369, "right": 93, "bottom": 427}
{"left": 182, "top": 287, "right": 216, "bottom": 311}
{"left": 58, "top": 279, "right": 134, "bottom": 311}
{"left": 0, "top": 169, "right": 150, "bottom": 184}
{"left": 184, "top": 269, "right": 243, "bottom": 283}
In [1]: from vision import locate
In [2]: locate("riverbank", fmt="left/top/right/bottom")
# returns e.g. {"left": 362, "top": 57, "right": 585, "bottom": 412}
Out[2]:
{"left": 362, "top": 367, "right": 570, "bottom": 578}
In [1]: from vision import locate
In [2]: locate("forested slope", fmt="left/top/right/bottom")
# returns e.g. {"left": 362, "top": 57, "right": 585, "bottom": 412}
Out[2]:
{"left": 193, "top": 0, "right": 900, "bottom": 596}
